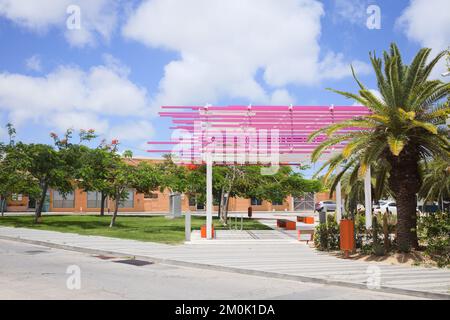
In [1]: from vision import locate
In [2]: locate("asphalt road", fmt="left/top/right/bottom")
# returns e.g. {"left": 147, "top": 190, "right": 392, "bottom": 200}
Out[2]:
{"left": 0, "top": 239, "right": 421, "bottom": 300}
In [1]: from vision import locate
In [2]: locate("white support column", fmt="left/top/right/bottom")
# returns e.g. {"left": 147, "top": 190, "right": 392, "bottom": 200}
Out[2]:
{"left": 364, "top": 166, "right": 372, "bottom": 229}
{"left": 185, "top": 211, "right": 191, "bottom": 242}
{"left": 206, "top": 152, "right": 213, "bottom": 239}
{"left": 336, "top": 180, "right": 342, "bottom": 223}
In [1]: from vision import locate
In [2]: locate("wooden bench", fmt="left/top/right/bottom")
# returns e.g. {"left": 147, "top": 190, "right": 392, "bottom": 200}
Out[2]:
{"left": 297, "top": 216, "right": 315, "bottom": 224}
{"left": 276, "top": 219, "right": 296, "bottom": 230}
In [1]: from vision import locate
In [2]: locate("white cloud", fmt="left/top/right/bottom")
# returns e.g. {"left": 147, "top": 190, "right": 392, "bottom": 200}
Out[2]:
{"left": 51, "top": 112, "right": 109, "bottom": 134}
{"left": 107, "top": 120, "right": 155, "bottom": 143}
{"left": 270, "top": 89, "right": 296, "bottom": 105}
{"left": 122, "top": 0, "right": 370, "bottom": 107}
{"left": 319, "top": 52, "right": 372, "bottom": 80}
{"left": 397, "top": 0, "right": 450, "bottom": 51}
{"left": 0, "top": 0, "right": 65, "bottom": 30}
{"left": 0, "top": 0, "right": 117, "bottom": 47}
{"left": 0, "top": 56, "right": 154, "bottom": 140}
{"left": 331, "top": 0, "right": 368, "bottom": 25}
{"left": 25, "top": 55, "right": 43, "bottom": 72}
{"left": 397, "top": 0, "right": 450, "bottom": 79}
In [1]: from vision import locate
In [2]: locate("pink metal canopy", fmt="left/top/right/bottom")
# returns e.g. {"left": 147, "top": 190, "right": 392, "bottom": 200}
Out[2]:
{"left": 147, "top": 105, "right": 370, "bottom": 165}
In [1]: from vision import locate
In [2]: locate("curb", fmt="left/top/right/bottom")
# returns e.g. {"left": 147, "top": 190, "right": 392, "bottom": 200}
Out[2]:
{"left": 1, "top": 234, "right": 449, "bottom": 300}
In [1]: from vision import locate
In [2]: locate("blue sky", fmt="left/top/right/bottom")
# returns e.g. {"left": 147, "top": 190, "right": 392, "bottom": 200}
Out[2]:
{"left": 0, "top": 0, "right": 449, "bottom": 176}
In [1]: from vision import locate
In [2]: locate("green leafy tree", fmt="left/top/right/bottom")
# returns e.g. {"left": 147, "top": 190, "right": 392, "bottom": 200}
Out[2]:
{"left": 20, "top": 129, "right": 95, "bottom": 223}
{"left": 155, "top": 155, "right": 206, "bottom": 213}
{"left": 0, "top": 124, "right": 41, "bottom": 216}
{"left": 106, "top": 158, "right": 135, "bottom": 227}
{"left": 213, "top": 165, "right": 321, "bottom": 224}
{"left": 0, "top": 144, "right": 39, "bottom": 216}
{"left": 23, "top": 143, "right": 72, "bottom": 223}
{"left": 77, "top": 138, "right": 119, "bottom": 216}
{"left": 105, "top": 152, "right": 161, "bottom": 228}
{"left": 240, "top": 166, "right": 321, "bottom": 207}
{"left": 132, "top": 161, "right": 161, "bottom": 195}
{"left": 156, "top": 154, "right": 191, "bottom": 194}
{"left": 309, "top": 43, "right": 450, "bottom": 251}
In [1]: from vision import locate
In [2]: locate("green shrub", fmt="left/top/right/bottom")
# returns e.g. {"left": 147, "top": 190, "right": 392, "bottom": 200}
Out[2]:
{"left": 326, "top": 214, "right": 340, "bottom": 250}
{"left": 314, "top": 223, "right": 328, "bottom": 251}
{"left": 313, "top": 214, "right": 340, "bottom": 251}
{"left": 372, "top": 242, "right": 386, "bottom": 256}
{"left": 418, "top": 212, "right": 450, "bottom": 267}
{"left": 371, "top": 216, "right": 386, "bottom": 256}
{"left": 355, "top": 213, "right": 366, "bottom": 249}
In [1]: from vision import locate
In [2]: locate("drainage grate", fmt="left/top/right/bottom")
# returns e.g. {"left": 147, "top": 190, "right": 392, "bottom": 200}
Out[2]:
{"left": 93, "top": 255, "right": 116, "bottom": 260}
{"left": 24, "top": 250, "right": 48, "bottom": 255}
{"left": 113, "top": 259, "right": 154, "bottom": 266}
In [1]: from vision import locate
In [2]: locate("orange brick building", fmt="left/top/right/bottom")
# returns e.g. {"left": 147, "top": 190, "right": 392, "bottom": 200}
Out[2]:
{"left": 5, "top": 158, "right": 333, "bottom": 214}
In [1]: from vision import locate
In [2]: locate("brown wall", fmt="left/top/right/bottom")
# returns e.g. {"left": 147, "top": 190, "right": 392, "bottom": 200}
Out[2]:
{"left": 315, "top": 191, "right": 336, "bottom": 202}
{"left": 4, "top": 157, "right": 315, "bottom": 213}
{"left": 6, "top": 189, "right": 296, "bottom": 213}
{"left": 49, "top": 189, "right": 147, "bottom": 213}
{"left": 5, "top": 195, "right": 29, "bottom": 212}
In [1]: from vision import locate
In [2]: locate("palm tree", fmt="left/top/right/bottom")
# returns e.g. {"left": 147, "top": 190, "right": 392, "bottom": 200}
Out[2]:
{"left": 309, "top": 43, "right": 449, "bottom": 251}
{"left": 419, "top": 158, "right": 450, "bottom": 212}
{"left": 323, "top": 161, "right": 392, "bottom": 215}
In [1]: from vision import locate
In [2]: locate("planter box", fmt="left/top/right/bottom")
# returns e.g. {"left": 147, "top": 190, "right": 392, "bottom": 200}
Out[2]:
{"left": 297, "top": 216, "right": 315, "bottom": 224}
{"left": 340, "top": 219, "right": 354, "bottom": 252}
{"left": 201, "top": 224, "right": 215, "bottom": 238}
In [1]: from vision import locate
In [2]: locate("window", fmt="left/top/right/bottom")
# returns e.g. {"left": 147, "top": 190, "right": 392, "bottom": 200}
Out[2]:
{"left": 251, "top": 197, "right": 262, "bottom": 206}
{"left": 188, "top": 197, "right": 196, "bottom": 206}
{"left": 119, "top": 189, "right": 134, "bottom": 208}
{"left": 87, "top": 191, "right": 104, "bottom": 208}
{"left": 388, "top": 202, "right": 396, "bottom": 207}
{"left": 144, "top": 193, "right": 158, "bottom": 199}
{"left": 28, "top": 198, "right": 36, "bottom": 209}
{"left": 11, "top": 194, "right": 23, "bottom": 201}
{"left": 272, "top": 199, "right": 283, "bottom": 206}
{"left": 196, "top": 203, "right": 205, "bottom": 210}
{"left": 53, "top": 191, "right": 75, "bottom": 208}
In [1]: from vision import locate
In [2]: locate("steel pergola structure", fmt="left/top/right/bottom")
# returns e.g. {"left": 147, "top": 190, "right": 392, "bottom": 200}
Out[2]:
{"left": 148, "top": 105, "right": 373, "bottom": 239}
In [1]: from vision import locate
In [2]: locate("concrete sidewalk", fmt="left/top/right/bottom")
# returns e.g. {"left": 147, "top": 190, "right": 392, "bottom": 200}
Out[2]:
{"left": 0, "top": 226, "right": 449, "bottom": 299}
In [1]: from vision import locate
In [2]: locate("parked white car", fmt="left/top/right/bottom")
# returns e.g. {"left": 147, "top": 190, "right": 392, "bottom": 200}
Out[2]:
{"left": 374, "top": 200, "right": 423, "bottom": 215}
{"left": 373, "top": 200, "right": 388, "bottom": 211}
{"left": 377, "top": 201, "right": 397, "bottom": 215}
{"left": 315, "top": 200, "right": 336, "bottom": 213}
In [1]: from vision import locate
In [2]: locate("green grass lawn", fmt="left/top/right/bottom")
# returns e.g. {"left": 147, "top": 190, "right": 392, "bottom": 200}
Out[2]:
{"left": 0, "top": 215, "right": 271, "bottom": 244}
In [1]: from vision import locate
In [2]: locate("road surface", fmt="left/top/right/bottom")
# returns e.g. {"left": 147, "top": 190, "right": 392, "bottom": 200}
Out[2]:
{"left": 0, "top": 239, "right": 421, "bottom": 300}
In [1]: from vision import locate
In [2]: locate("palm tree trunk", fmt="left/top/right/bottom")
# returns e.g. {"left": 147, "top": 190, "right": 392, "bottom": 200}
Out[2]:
{"left": 395, "top": 187, "right": 419, "bottom": 250}
{"left": 387, "top": 148, "right": 420, "bottom": 251}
